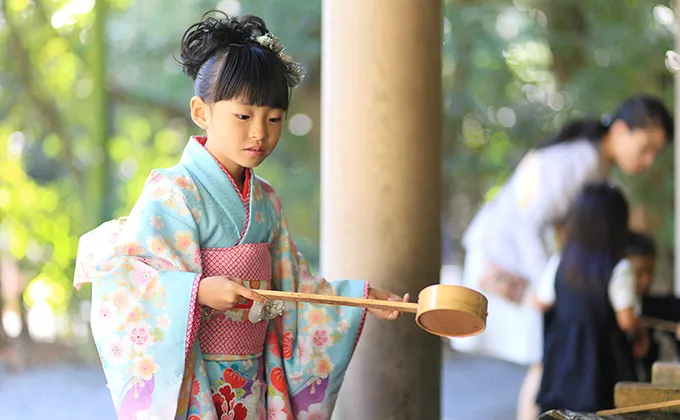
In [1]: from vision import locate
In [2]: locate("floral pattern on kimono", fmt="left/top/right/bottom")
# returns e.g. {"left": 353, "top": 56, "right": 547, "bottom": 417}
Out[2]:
{"left": 74, "top": 136, "right": 368, "bottom": 420}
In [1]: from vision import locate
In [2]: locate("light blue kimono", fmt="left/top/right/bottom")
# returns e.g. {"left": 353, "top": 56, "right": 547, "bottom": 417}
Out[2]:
{"left": 74, "top": 136, "right": 368, "bottom": 420}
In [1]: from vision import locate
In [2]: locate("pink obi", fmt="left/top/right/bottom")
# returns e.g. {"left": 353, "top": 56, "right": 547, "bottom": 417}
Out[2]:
{"left": 198, "top": 243, "right": 272, "bottom": 355}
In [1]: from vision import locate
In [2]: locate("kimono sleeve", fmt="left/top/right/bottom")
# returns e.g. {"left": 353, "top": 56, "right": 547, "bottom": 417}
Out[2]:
{"left": 260, "top": 182, "right": 368, "bottom": 419}
{"left": 73, "top": 171, "right": 203, "bottom": 420}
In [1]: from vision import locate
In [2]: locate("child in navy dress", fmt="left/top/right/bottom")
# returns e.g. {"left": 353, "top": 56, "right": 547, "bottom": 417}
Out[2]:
{"left": 535, "top": 183, "right": 639, "bottom": 413}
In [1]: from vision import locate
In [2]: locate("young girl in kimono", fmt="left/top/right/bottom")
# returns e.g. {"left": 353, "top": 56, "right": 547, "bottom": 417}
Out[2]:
{"left": 451, "top": 95, "right": 673, "bottom": 420}
{"left": 534, "top": 183, "right": 639, "bottom": 413}
{"left": 73, "top": 11, "right": 408, "bottom": 420}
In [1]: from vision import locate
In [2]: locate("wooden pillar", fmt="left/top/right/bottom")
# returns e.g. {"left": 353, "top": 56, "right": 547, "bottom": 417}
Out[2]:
{"left": 675, "top": 0, "right": 680, "bottom": 296}
{"left": 320, "top": 1, "right": 443, "bottom": 419}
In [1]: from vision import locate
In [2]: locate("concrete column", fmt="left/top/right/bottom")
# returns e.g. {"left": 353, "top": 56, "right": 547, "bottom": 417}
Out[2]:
{"left": 320, "top": 1, "right": 443, "bottom": 418}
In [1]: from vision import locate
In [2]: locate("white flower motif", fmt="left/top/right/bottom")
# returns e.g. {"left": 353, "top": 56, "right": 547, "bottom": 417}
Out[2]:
{"left": 309, "top": 325, "right": 334, "bottom": 352}
{"left": 133, "top": 353, "right": 160, "bottom": 381}
{"left": 97, "top": 302, "right": 114, "bottom": 323}
{"left": 129, "top": 265, "right": 155, "bottom": 286}
{"left": 337, "top": 320, "right": 350, "bottom": 333}
{"left": 199, "top": 389, "right": 213, "bottom": 408}
{"left": 267, "top": 395, "right": 287, "bottom": 420}
{"left": 298, "top": 336, "right": 313, "bottom": 366}
{"left": 288, "top": 371, "right": 303, "bottom": 384}
{"left": 149, "top": 216, "right": 164, "bottom": 230}
{"left": 126, "top": 321, "right": 154, "bottom": 351}
{"left": 313, "top": 353, "right": 335, "bottom": 379}
{"left": 156, "top": 314, "right": 171, "bottom": 330}
{"left": 112, "top": 288, "right": 129, "bottom": 311}
{"left": 135, "top": 410, "right": 150, "bottom": 420}
{"left": 106, "top": 334, "right": 131, "bottom": 366}
{"left": 298, "top": 403, "right": 329, "bottom": 420}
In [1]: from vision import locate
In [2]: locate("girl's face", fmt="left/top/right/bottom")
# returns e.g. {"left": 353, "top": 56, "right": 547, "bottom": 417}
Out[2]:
{"left": 608, "top": 120, "right": 667, "bottom": 175}
{"left": 190, "top": 96, "right": 284, "bottom": 175}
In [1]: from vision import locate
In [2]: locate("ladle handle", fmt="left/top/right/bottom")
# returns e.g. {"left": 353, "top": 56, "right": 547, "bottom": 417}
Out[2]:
{"left": 256, "top": 289, "right": 419, "bottom": 313}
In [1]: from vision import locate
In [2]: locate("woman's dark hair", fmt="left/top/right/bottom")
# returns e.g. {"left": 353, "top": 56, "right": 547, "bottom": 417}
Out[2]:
{"left": 178, "top": 10, "right": 304, "bottom": 110}
{"left": 540, "top": 95, "right": 674, "bottom": 148}
{"left": 558, "top": 183, "right": 630, "bottom": 290}
{"left": 625, "top": 231, "right": 657, "bottom": 257}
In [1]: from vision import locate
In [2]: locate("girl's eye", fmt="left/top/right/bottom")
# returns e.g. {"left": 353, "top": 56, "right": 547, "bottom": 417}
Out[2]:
{"left": 235, "top": 114, "right": 251, "bottom": 121}
{"left": 269, "top": 117, "right": 282, "bottom": 123}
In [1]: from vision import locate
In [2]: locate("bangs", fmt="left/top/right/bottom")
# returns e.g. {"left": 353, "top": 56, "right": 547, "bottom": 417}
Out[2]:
{"left": 209, "top": 46, "right": 290, "bottom": 110}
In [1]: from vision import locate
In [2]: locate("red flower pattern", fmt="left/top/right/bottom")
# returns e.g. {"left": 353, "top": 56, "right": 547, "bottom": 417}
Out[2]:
{"left": 191, "top": 378, "right": 200, "bottom": 396}
{"left": 212, "top": 383, "right": 249, "bottom": 420}
{"left": 223, "top": 368, "right": 247, "bottom": 389}
{"left": 269, "top": 366, "right": 287, "bottom": 394}
{"left": 267, "top": 330, "right": 281, "bottom": 358}
{"left": 282, "top": 331, "right": 293, "bottom": 360}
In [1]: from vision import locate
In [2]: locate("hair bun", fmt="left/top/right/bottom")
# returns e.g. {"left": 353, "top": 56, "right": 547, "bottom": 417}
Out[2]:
{"left": 179, "top": 11, "right": 270, "bottom": 80}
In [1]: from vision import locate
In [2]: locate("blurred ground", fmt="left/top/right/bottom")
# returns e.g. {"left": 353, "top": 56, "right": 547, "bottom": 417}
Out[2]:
{"left": 0, "top": 341, "right": 526, "bottom": 420}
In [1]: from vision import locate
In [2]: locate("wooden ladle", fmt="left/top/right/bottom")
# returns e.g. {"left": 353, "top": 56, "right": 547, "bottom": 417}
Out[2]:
{"left": 257, "top": 284, "right": 488, "bottom": 338}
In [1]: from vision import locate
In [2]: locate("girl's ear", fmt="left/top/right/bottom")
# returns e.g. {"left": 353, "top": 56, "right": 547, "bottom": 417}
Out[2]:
{"left": 190, "top": 96, "right": 209, "bottom": 130}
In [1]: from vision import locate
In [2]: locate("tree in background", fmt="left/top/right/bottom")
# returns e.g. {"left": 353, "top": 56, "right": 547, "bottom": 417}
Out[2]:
{"left": 0, "top": 0, "right": 675, "bottom": 353}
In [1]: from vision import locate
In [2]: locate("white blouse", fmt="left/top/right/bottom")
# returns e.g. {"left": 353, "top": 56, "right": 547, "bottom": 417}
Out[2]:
{"left": 535, "top": 255, "right": 638, "bottom": 313}
{"left": 462, "top": 139, "right": 611, "bottom": 286}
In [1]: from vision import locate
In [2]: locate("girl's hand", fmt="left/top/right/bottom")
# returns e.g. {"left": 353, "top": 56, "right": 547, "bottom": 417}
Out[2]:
{"left": 367, "top": 287, "right": 410, "bottom": 321}
{"left": 198, "top": 276, "right": 266, "bottom": 312}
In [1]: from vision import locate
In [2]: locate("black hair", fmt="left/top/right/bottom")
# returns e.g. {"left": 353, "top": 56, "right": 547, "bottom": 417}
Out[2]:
{"left": 539, "top": 95, "right": 674, "bottom": 148}
{"left": 178, "top": 10, "right": 304, "bottom": 110}
{"left": 625, "top": 231, "right": 657, "bottom": 257}
{"left": 559, "top": 183, "right": 630, "bottom": 290}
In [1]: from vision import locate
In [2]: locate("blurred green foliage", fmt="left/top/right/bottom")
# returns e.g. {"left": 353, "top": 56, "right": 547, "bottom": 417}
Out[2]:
{"left": 0, "top": 0, "right": 676, "bottom": 330}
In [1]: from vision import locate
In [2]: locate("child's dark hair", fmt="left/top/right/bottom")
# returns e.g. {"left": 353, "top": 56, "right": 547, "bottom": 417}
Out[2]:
{"left": 540, "top": 95, "right": 674, "bottom": 148}
{"left": 559, "top": 183, "right": 630, "bottom": 290}
{"left": 178, "top": 10, "right": 304, "bottom": 110}
{"left": 625, "top": 231, "right": 657, "bottom": 257}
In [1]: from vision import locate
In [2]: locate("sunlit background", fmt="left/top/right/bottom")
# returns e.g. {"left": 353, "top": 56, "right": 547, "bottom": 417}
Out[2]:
{"left": 0, "top": 0, "right": 677, "bottom": 418}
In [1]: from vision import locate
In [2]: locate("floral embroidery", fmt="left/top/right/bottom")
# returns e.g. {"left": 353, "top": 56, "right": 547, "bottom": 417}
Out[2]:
{"left": 157, "top": 314, "right": 171, "bottom": 330}
{"left": 150, "top": 216, "right": 165, "bottom": 230}
{"left": 213, "top": 383, "right": 249, "bottom": 420}
{"left": 105, "top": 335, "right": 130, "bottom": 366}
{"left": 127, "top": 321, "right": 154, "bottom": 351}
{"left": 309, "top": 325, "right": 333, "bottom": 352}
{"left": 147, "top": 235, "right": 167, "bottom": 256}
{"left": 175, "top": 231, "right": 194, "bottom": 252}
{"left": 120, "top": 242, "right": 144, "bottom": 256}
{"left": 267, "top": 395, "right": 287, "bottom": 420}
{"left": 76, "top": 161, "right": 367, "bottom": 419}
{"left": 269, "top": 367, "right": 287, "bottom": 393}
{"left": 223, "top": 368, "right": 247, "bottom": 389}
{"left": 313, "top": 354, "right": 334, "bottom": 379}
{"left": 134, "top": 353, "right": 160, "bottom": 380}
{"left": 282, "top": 331, "right": 294, "bottom": 360}
{"left": 298, "top": 403, "right": 330, "bottom": 420}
